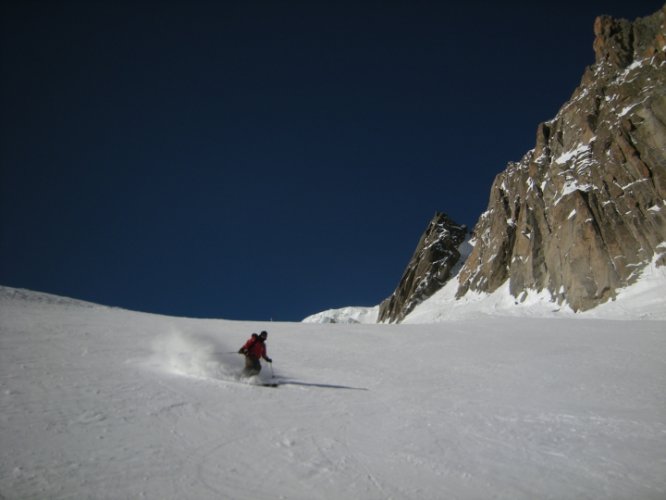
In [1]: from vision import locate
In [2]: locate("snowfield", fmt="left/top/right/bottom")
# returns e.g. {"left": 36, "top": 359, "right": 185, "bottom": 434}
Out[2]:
{"left": 305, "top": 255, "right": 666, "bottom": 324}
{"left": 1, "top": 286, "right": 666, "bottom": 499}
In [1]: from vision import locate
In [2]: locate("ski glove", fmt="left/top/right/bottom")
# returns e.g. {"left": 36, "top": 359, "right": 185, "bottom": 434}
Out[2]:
{"left": 265, "top": 357, "right": 272, "bottom": 363}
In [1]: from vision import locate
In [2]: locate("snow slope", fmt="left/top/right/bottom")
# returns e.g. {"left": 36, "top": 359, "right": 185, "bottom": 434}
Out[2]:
{"left": 308, "top": 254, "right": 666, "bottom": 324}
{"left": 1, "top": 286, "right": 666, "bottom": 499}
{"left": 404, "top": 256, "right": 666, "bottom": 323}
{"left": 303, "top": 305, "right": 379, "bottom": 324}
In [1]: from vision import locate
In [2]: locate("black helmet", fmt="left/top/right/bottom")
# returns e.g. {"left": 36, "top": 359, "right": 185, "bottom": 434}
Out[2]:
{"left": 259, "top": 330, "right": 268, "bottom": 339}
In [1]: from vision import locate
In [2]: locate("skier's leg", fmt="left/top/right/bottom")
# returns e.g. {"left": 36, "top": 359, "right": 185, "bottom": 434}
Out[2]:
{"left": 243, "top": 356, "right": 261, "bottom": 377}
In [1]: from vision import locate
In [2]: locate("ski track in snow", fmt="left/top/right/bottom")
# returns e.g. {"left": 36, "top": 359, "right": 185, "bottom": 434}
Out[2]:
{"left": 1, "top": 287, "right": 666, "bottom": 499}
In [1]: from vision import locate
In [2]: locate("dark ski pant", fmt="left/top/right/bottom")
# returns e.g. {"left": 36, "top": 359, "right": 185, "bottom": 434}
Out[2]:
{"left": 243, "top": 355, "right": 261, "bottom": 376}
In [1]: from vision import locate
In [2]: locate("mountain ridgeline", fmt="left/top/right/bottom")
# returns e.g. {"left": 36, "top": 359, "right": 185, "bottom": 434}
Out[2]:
{"left": 380, "top": 6, "right": 666, "bottom": 323}
{"left": 378, "top": 213, "right": 468, "bottom": 323}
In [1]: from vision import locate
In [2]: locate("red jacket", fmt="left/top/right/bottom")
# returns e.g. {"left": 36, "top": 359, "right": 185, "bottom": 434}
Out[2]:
{"left": 241, "top": 336, "right": 268, "bottom": 360}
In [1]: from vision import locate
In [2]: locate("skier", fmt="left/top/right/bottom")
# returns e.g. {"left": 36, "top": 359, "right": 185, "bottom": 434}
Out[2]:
{"left": 238, "top": 330, "right": 272, "bottom": 376}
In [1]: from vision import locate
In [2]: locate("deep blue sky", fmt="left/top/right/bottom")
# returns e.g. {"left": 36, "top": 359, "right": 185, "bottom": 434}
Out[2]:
{"left": 1, "top": 1, "right": 662, "bottom": 321}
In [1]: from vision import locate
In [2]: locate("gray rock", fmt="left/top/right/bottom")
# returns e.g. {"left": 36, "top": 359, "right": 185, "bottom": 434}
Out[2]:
{"left": 378, "top": 212, "right": 468, "bottom": 323}
{"left": 456, "top": 6, "right": 666, "bottom": 311}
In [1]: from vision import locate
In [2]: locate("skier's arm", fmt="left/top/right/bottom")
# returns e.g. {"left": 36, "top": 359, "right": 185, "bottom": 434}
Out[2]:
{"left": 239, "top": 337, "right": 255, "bottom": 354}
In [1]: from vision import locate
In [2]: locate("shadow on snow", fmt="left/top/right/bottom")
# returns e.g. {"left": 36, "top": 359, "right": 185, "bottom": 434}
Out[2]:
{"left": 275, "top": 379, "right": 368, "bottom": 391}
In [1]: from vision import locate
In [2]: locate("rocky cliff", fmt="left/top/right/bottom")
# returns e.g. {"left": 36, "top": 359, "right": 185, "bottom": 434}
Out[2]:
{"left": 380, "top": 6, "right": 666, "bottom": 322}
{"left": 378, "top": 212, "right": 468, "bottom": 323}
{"left": 456, "top": 6, "right": 666, "bottom": 311}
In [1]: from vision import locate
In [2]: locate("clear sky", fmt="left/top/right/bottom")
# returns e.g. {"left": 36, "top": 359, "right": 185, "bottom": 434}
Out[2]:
{"left": 1, "top": 1, "right": 662, "bottom": 321}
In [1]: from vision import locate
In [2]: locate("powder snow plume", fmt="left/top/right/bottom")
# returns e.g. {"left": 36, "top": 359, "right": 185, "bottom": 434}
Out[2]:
{"left": 150, "top": 329, "right": 242, "bottom": 380}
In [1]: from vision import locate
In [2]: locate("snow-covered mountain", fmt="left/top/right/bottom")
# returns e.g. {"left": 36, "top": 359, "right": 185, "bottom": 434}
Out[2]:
{"left": 2, "top": 285, "right": 665, "bottom": 499}
{"left": 349, "top": 6, "right": 666, "bottom": 325}
{"left": 302, "top": 305, "right": 379, "bottom": 324}
{"left": 2, "top": 7, "right": 666, "bottom": 499}
{"left": 377, "top": 212, "right": 470, "bottom": 324}
{"left": 457, "top": 7, "right": 666, "bottom": 312}
{"left": 304, "top": 252, "right": 666, "bottom": 324}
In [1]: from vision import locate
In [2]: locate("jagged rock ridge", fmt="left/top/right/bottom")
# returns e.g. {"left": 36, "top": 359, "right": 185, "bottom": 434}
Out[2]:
{"left": 378, "top": 212, "right": 468, "bottom": 323}
{"left": 377, "top": 6, "right": 666, "bottom": 322}
{"left": 456, "top": 6, "right": 666, "bottom": 311}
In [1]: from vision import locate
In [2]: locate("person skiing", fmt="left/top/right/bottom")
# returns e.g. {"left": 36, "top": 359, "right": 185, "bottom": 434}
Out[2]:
{"left": 238, "top": 330, "right": 272, "bottom": 376}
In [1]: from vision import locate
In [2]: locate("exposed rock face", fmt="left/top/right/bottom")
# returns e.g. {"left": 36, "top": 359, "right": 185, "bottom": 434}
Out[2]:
{"left": 378, "top": 212, "right": 468, "bottom": 323}
{"left": 456, "top": 6, "right": 666, "bottom": 311}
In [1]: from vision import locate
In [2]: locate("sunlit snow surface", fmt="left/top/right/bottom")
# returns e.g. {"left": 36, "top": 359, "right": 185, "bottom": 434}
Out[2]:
{"left": 403, "top": 256, "right": 666, "bottom": 323}
{"left": 306, "top": 256, "right": 666, "bottom": 324}
{"left": 1, "top": 285, "right": 665, "bottom": 499}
